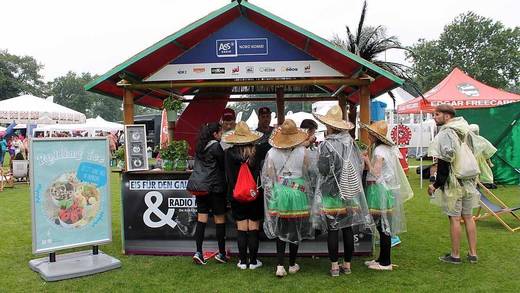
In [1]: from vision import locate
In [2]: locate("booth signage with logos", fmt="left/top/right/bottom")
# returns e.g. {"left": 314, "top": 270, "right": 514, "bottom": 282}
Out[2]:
{"left": 121, "top": 172, "right": 372, "bottom": 256}
{"left": 29, "top": 138, "right": 120, "bottom": 281}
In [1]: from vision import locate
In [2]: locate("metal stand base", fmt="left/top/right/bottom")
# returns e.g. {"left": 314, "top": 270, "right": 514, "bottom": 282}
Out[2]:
{"left": 29, "top": 250, "right": 121, "bottom": 282}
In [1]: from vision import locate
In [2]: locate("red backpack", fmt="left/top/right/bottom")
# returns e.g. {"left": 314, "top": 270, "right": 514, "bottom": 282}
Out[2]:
{"left": 233, "top": 162, "right": 258, "bottom": 203}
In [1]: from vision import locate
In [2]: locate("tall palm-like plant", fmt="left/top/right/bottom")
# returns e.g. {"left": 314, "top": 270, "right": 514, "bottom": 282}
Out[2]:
{"left": 331, "top": 1, "right": 410, "bottom": 79}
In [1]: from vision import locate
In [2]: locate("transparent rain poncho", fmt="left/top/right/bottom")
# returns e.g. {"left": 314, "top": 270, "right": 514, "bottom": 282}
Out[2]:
{"left": 262, "top": 145, "right": 314, "bottom": 244}
{"left": 313, "top": 132, "right": 374, "bottom": 232}
{"left": 428, "top": 117, "right": 480, "bottom": 213}
{"left": 365, "top": 144, "right": 413, "bottom": 236}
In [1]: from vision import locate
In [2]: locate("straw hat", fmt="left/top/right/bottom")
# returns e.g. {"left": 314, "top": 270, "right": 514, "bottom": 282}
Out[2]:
{"left": 222, "top": 121, "right": 263, "bottom": 145}
{"left": 359, "top": 121, "right": 394, "bottom": 146}
{"left": 313, "top": 105, "right": 354, "bottom": 130}
{"left": 269, "top": 119, "right": 308, "bottom": 149}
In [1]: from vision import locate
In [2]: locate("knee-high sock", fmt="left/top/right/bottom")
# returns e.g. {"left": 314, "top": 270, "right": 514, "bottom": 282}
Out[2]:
{"left": 194, "top": 221, "right": 206, "bottom": 253}
{"left": 327, "top": 229, "right": 339, "bottom": 262}
{"left": 215, "top": 223, "right": 226, "bottom": 254}
{"left": 377, "top": 224, "right": 392, "bottom": 266}
{"left": 342, "top": 226, "right": 354, "bottom": 263}
{"left": 276, "top": 238, "right": 286, "bottom": 266}
{"left": 237, "top": 230, "right": 248, "bottom": 264}
{"left": 289, "top": 243, "right": 298, "bottom": 266}
{"left": 248, "top": 230, "right": 259, "bottom": 265}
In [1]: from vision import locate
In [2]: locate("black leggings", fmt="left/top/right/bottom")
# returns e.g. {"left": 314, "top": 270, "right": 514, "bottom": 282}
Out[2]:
{"left": 327, "top": 226, "right": 354, "bottom": 263}
{"left": 376, "top": 224, "right": 391, "bottom": 266}
{"left": 276, "top": 238, "right": 298, "bottom": 266}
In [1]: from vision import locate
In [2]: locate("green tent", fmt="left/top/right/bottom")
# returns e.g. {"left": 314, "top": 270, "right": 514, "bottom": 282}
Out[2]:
{"left": 458, "top": 102, "right": 520, "bottom": 185}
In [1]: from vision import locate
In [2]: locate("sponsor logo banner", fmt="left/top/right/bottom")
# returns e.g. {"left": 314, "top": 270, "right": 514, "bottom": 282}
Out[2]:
{"left": 216, "top": 38, "right": 268, "bottom": 57}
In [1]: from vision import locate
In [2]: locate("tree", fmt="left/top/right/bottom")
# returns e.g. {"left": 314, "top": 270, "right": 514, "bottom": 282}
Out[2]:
{"left": 408, "top": 12, "right": 520, "bottom": 92}
{"left": 331, "top": 1, "right": 410, "bottom": 79}
{"left": 49, "top": 72, "right": 123, "bottom": 121}
{"left": 0, "top": 49, "right": 46, "bottom": 99}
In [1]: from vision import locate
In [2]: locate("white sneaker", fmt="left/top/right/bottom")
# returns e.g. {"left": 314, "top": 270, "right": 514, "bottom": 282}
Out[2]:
{"left": 237, "top": 261, "right": 248, "bottom": 270}
{"left": 276, "top": 265, "right": 287, "bottom": 277}
{"left": 364, "top": 260, "right": 379, "bottom": 266}
{"left": 367, "top": 263, "right": 392, "bottom": 271}
{"left": 249, "top": 259, "right": 263, "bottom": 270}
{"left": 288, "top": 263, "right": 300, "bottom": 274}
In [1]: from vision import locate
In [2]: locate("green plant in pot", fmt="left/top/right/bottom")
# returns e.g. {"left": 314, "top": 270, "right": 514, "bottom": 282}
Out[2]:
{"left": 159, "top": 140, "right": 189, "bottom": 171}
{"left": 163, "top": 95, "right": 183, "bottom": 122}
{"left": 114, "top": 146, "right": 125, "bottom": 169}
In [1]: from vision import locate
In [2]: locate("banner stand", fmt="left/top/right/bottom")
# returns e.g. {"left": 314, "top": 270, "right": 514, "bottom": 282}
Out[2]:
{"left": 29, "top": 249, "right": 121, "bottom": 282}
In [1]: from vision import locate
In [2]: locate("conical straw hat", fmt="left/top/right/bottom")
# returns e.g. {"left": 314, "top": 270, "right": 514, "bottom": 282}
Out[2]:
{"left": 222, "top": 121, "right": 263, "bottom": 145}
{"left": 269, "top": 119, "right": 308, "bottom": 149}
{"left": 313, "top": 105, "right": 354, "bottom": 130}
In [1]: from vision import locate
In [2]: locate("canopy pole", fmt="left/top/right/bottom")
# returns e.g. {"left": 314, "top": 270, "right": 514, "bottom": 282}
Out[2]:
{"left": 123, "top": 89, "right": 135, "bottom": 125}
{"left": 359, "top": 84, "right": 371, "bottom": 144}
{"left": 420, "top": 110, "right": 424, "bottom": 189}
{"left": 276, "top": 87, "right": 285, "bottom": 126}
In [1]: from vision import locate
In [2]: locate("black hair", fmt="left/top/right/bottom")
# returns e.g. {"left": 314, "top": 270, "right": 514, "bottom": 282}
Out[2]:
{"left": 195, "top": 122, "right": 222, "bottom": 154}
{"left": 300, "top": 119, "right": 318, "bottom": 130}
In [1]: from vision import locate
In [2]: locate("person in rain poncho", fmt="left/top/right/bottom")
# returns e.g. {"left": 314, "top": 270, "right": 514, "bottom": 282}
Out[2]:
{"left": 428, "top": 104, "right": 480, "bottom": 264}
{"left": 262, "top": 119, "right": 314, "bottom": 278}
{"left": 360, "top": 121, "right": 413, "bottom": 271}
{"left": 313, "top": 105, "right": 373, "bottom": 277}
{"left": 469, "top": 124, "right": 497, "bottom": 188}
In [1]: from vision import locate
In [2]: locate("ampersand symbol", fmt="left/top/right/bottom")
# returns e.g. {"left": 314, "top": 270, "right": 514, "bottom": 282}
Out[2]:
{"left": 142, "top": 191, "right": 177, "bottom": 229}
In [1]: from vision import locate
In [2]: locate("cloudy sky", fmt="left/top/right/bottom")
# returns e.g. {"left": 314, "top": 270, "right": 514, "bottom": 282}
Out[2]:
{"left": 2, "top": 0, "right": 518, "bottom": 81}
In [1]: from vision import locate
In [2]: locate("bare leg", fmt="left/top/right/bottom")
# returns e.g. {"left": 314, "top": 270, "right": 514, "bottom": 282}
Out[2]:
{"left": 463, "top": 215, "right": 477, "bottom": 256}
{"left": 449, "top": 216, "right": 461, "bottom": 258}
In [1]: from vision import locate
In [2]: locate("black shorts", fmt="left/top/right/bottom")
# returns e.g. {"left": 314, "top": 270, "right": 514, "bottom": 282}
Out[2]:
{"left": 195, "top": 192, "right": 227, "bottom": 215}
{"left": 231, "top": 192, "right": 264, "bottom": 221}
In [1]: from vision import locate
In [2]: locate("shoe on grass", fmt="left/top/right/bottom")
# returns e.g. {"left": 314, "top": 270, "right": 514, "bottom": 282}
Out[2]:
{"left": 439, "top": 254, "right": 461, "bottom": 264}
{"left": 340, "top": 266, "right": 352, "bottom": 275}
{"left": 364, "top": 260, "right": 378, "bottom": 266}
{"left": 237, "top": 261, "right": 248, "bottom": 270}
{"left": 330, "top": 268, "right": 340, "bottom": 277}
{"left": 391, "top": 236, "right": 401, "bottom": 247}
{"left": 367, "top": 263, "right": 393, "bottom": 271}
{"left": 215, "top": 252, "right": 229, "bottom": 263}
{"left": 192, "top": 252, "right": 207, "bottom": 265}
{"left": 288, "top": 263, "right": 300, "bottom": 274}
{"left": 249, "top": 259, "right": 263, "bottom": 270}
{"left": 276, "top": 265, "right": 287, "bottom": 278}
{"left": 467, "top": 253, "right": 478, "bottom": 264}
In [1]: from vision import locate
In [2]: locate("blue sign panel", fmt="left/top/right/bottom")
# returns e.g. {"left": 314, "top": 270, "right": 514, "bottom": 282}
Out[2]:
{"left": 30, "top": 138, "right": 112, "bottom": 253}
{"left": 172, "top": 16, "right": 314, "bottom": 64}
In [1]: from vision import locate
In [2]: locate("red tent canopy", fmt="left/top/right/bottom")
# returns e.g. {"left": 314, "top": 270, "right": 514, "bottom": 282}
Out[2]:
{"left": 397, "top": 68, "right": 520, "bottom": 114}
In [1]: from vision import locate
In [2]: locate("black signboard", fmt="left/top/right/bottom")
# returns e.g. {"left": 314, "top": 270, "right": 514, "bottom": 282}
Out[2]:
{"left": 121, "top": 172, "right": 372, "bottom": 256}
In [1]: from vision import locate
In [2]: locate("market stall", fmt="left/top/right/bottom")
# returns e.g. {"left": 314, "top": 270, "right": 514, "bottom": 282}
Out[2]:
{"left": 85, "top": 0, "right": 403, "bottom": 256}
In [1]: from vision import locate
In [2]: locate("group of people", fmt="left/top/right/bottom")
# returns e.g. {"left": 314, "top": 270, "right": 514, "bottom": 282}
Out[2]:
{"left": 0, "top": 133, "right": 28, "bottom": 170}
{"left": 187, "top": 105, "right": 413, "bottom": 277}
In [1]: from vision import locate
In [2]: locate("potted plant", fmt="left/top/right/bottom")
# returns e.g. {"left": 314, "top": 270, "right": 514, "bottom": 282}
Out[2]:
{"left": 114, "top": 146, "right": 125, "bottom": 169}
{"left": 163, "top": 95, "right": 183, "bottom": 122}
{"left": 159, "top": 140, "right": 189, "bottom": 171}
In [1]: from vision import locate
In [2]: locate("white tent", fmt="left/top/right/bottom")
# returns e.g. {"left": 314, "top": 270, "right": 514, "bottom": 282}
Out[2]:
{"left": 245, "top": 110, "right": 258, "bottom": 129}
{"left": 85, "top": 116, "right": 123, "bottom": 132}
{"left": 33, "top": 116, "right": 123, "bottom": 136}
{"left": 0, "top": 95, "right": 86, "bottom": 124}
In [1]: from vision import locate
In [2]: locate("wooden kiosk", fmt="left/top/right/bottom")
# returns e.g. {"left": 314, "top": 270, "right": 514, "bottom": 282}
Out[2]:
{"left": 85, "top": 0, "right": 403, "bottom": 255}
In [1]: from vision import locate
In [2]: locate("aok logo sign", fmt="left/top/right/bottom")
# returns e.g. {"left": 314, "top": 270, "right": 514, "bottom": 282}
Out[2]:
{"left": 216, "top": 40, "right": 237, "bottom": 57}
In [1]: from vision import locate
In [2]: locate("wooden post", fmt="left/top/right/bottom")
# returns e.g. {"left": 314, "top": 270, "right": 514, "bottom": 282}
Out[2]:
{"left": 338, "top": 95, "right": 347, "bottom": 119}
{"left": 359, "top": 85, "right": 371, "bottom": 144}
{"left": 123, "top": 89, "right": 134, "bottom": 125}
{"left": 347, "top": 100, "right": 357, "bottom": 138}
{"left": 276, "top": 87, "right": 285, "bottom": 126}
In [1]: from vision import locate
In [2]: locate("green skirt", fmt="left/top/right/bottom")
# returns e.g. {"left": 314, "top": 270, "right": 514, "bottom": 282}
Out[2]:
{"left": 321, "top": 194, "right": 361, "bottom": 215}
{"left": 268, "top": 177, "right": 310, "bottom": 218}
{"left": 365, "top": 183, "right": 395, "bottom": 213}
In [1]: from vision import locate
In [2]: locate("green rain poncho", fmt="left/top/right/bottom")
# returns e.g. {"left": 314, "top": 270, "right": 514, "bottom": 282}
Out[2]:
{"left": 428, "top": 117, "right": 482, "bottom": 213}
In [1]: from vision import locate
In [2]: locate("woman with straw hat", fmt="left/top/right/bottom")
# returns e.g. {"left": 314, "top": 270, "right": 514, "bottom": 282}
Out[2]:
{"left": 313, "top": 105, "right": 373, "bottom": 277}
{"left": 262, "top": 119, "right": 314, "bottom": 277}
{"left": 222, "top": 121, "right": 264, "bottom": 270}
{"left": 360, "top": 121, "right": 413, "bottom": 271}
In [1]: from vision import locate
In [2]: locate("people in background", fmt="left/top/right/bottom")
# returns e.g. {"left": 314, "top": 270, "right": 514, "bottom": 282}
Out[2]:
{"left": 220, "top": 108, "right": 237, "bottom": 150}
{"left": 428, "top": 104, "right": 480, "bottom": 264}
{"left": 361, "top": 121, "right": 413, "bottom": 271}
{"left": 222, "top": 121, "right": 264, "bottom": 270}
{"left": 0, "top": 135, "right": 7, "bottom": 167}
{"left": 469, "top": 124, "right": 497, "bottom": 189}
{"left": 186, "top": 122, "right": 228, "bottom": 265}
{"left": 255, "top": 107, "right": 274, "bottom": 165}
{"left": 313, "top": 105, "right": 373, "bottom": 277}
{"left": 262, "top": 119, "right": 314, "bottom": 277}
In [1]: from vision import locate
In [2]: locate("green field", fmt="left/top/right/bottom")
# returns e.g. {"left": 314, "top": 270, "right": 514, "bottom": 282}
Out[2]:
{"left": 1, "top": 164, "right": 520, "bottom": 292}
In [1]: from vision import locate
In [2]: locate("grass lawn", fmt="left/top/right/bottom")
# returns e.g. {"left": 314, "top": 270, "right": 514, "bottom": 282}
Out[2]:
{"left": 1, "top": 167, "right": 520, "bottom": 292}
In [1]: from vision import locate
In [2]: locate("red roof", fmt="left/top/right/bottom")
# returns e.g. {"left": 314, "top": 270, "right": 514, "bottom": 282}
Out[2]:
{"left": 397, "top": 68, "right": 520, "bottom": 114}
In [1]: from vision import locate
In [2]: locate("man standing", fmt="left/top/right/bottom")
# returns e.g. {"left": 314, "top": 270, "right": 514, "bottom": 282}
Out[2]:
{"left": 220, "top": 108, "right": 236, "bottom": 150}
{"left": 255, "top": 107, "right": 275, "bottom": 163}
{"left": 428, "top": 104, "right": 480, "bottom": 264}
